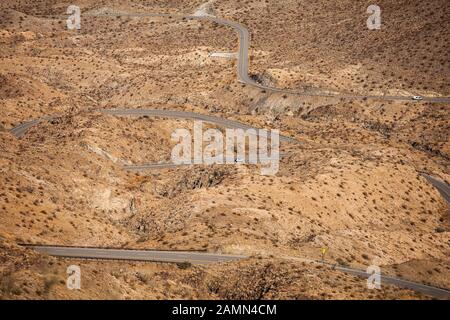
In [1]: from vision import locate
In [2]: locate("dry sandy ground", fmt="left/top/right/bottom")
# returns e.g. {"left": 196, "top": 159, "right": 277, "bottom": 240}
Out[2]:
{"left": 0, "top": 0, "right": 449, "bottom": 299}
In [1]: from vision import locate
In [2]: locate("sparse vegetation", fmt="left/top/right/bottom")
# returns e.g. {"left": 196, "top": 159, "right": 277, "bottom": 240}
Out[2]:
{"left": 0, "top": 0, "right": 448, "bottom": 300}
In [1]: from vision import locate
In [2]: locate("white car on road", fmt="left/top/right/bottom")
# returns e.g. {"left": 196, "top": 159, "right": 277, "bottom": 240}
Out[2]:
{"left": 411, "top": 95, "right": 423, "bottom": 101}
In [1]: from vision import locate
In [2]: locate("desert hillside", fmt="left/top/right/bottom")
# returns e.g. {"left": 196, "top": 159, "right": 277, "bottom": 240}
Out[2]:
{"left": 0, "top": 0, "right": 449, "bottom": 300}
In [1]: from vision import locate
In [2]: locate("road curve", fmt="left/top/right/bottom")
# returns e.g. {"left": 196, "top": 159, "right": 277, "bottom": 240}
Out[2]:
{"left": 421, "top": 173, "right": 450, "bottom": 206}
{"left": 9, "top": 108, "right": 300, "bottom": 144}
{"left": 102, "top": 108, "right": 298, "bottom": 143}
{"left": 9, "top": 116, "right": 54, "bottom": 138}
{"left": 25, "top": 245, "right": 450, "bottom": 299}
{"left": 12, "top": 11, "right": 450, "bottom": 299}
{"left": 32, "top": 11, "right": 450, "bottom": 102}
{"left": 124, "top": 153, "right": 288, "bottom": 171}
{"left": 82, "top": 12, "right": 450, "bottom": 103}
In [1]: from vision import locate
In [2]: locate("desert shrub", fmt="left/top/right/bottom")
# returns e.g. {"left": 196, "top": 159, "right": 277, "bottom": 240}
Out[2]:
{"left": 177, "top": 262, "right": 192, "bottom": 270}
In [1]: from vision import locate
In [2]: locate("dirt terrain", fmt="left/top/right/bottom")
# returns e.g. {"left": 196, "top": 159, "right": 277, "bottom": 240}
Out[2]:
{"left": 0, "top": 0, "right": 449, "bottom": 299}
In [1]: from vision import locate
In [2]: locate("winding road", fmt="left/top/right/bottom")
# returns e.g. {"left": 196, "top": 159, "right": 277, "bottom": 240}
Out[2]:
{"left": 11, "top": 111, "right": 449, "bottom": 298}
{"left": 10, "top": 116, "right": 54, "bottom": 138}
{"left": 82, "top": 11, "right": 450, "bottom": 103}
{"left": 9, "top": 10, "right": 450, "bottom": 300}
{"left": 32, "top": 11, "right": 450, "bottom": 102}
{"left": 10, "top": 113, "right": 450, "bottom": 207}
{"left": 334, "top": 264, "right": 450, "bottom": 299}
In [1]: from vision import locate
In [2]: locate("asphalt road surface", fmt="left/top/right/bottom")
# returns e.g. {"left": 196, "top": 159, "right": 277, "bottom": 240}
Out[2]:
{"left": 421, "top": 173, "right": 450, "bottom": 206}
{"left": 25, "top": 245, "right": 450, "bottom": 299}
{"left": 11, "top": 10, "right": 450, "bottom": 299}
{"left": 25, "top": 245, "right": 245, "bottom": 264}
{"left": 124, "top": 153, "right": 287, "bottom": 171}
{"left": 9, "top": 116, "right": 54, "bottom": 138}
{"left": 335, "top": 265, "right": 450, "bottom": 300}
{"left": 10, "top": 111, "right": 450, "bottom": 209}
{"left": 82, "top": 12, "right": 450, "bottom": 103}
{"left": 33, "top": 11, "right": 450, "bottom": 103}
{"left": 101, "top": 108, "right": 298, "bottom": 143}
{"left": 10, "top": 108, "right": 299, "bottom": 143}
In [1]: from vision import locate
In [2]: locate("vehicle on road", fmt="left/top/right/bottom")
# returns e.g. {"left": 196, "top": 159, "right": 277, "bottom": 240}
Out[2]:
{"left": 411, "top": 95, "right": 423, "bottom": 101}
